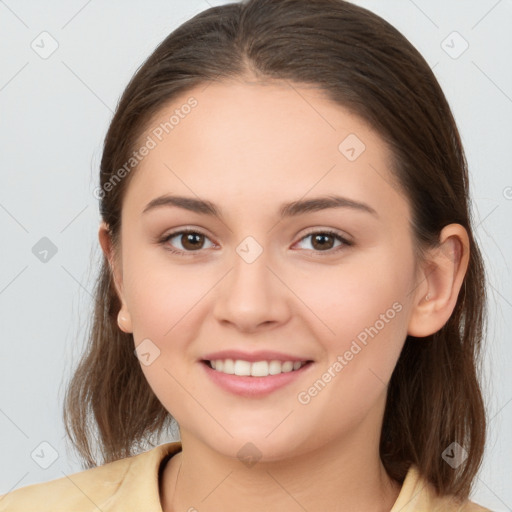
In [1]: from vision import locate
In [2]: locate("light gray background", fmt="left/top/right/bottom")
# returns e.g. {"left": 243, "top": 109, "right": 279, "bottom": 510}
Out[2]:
{"left": 0, "top": 0, "right": 511, "bottom": 509}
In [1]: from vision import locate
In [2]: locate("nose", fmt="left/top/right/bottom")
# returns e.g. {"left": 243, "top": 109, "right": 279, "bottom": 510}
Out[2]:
{"left": 212, "top": 242, "right": 292, "bottom": 333}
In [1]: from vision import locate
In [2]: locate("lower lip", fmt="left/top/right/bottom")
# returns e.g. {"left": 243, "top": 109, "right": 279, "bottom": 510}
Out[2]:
{"left": 201, "top": 361, "right": 313, "bottom": 397}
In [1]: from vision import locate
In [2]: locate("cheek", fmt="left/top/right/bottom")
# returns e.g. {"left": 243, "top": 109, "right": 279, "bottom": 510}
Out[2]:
{"left": 122, "top": 253, "right": 216, "bottom": 410}
{"left": 295, "top": 251, "right": 414, "bottom": 403}
{"left": 293, "top": 250, "right": 413, "bottom": 347}
{"left": 123, "top": 248, "right": 209, "bottom": 342}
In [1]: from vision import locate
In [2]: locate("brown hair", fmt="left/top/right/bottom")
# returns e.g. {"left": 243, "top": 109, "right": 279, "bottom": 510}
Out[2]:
{"left": 63, "top": 0, "right": 487, "bottom": 501}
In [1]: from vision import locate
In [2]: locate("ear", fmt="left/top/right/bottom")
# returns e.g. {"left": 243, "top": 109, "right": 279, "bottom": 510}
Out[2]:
{"left": 407, "top": 223, "right": 470, "bottom": 337}
{"left": 98, "top": 221, "right": 133, "bottom": 333}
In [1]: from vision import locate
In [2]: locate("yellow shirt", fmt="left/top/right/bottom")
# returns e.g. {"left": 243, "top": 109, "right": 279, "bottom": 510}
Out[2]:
{"left": 0, "top": 441, "right": 491, "bottom": 511}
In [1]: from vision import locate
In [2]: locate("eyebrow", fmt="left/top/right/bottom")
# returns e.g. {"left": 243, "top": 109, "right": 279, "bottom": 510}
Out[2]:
{"left": 142, "top": 194, "right": 378, "bottom": 219}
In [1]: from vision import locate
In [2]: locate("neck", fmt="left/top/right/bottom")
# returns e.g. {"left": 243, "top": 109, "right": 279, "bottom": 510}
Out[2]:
{"left": 160, "top": 424, "right": 401, "bottom": 512}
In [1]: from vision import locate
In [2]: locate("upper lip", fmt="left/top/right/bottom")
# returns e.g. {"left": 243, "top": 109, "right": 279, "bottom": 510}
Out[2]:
{"left": 201, "top": 350, "right": 312, "bottom": 363}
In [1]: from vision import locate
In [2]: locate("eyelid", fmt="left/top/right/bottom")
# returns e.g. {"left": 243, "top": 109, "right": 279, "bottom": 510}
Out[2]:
{"left": 294, "top": 228, "right": 352, "bottom": 252}
{"left": 158, "top": 227, "right": 217, "bottom": 254}
{"left": 158, "top": 226, "right": 353, "bottom": 256}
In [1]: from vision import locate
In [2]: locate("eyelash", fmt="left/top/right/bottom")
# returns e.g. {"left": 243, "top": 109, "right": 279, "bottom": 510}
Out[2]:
{"left": 157, "top": 228, "right": 353, "bottom": 257}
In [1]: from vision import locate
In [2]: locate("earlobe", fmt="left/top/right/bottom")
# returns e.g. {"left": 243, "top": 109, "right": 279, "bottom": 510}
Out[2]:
{"left": 98, "top": 221, "right": 134, "bottom": 333}
{"left": 407, "top": 224, "right": 470, "bottom": 338}
{"left": 117, "top": 309, "right": 133, "bottom": 333}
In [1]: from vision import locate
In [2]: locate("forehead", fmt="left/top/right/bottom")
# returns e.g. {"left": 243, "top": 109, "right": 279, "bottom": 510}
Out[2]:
{"left": 123, "top": 79, "right": 407, "bottom": 223}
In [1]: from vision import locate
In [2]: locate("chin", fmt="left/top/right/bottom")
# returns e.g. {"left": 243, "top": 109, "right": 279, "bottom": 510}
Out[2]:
{"left": 200, "top": 428, "right": 310, "bottom": 464}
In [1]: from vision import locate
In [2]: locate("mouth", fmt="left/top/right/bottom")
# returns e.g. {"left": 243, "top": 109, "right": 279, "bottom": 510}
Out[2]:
{"left": 202, "top": 358, "right": 311, "bottom": 377}
{"left": 199, "top": 352, "right": 314, "bottom": 397}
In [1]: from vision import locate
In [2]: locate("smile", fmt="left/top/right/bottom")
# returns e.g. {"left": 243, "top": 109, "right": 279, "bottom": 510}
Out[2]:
{"left": 206, "top": 359, "right": 308, "bottom": 377}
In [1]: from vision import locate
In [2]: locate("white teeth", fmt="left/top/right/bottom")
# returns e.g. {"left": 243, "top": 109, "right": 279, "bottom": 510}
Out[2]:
{"left": 251, "top": 361, "right": 269, "bottom": 377}
{"left": 281, "top": 361, "right": 293, "bottom": 373}
{"left": 222, "top": 359, "right": 235, "bottom": 374}
{"left": 269, "top": 360, "right": 282, "bottom": 375}
{"left": 208, "top": 359, "right": 307, "bottom": 377}
{"left": 234, "top": 360, "right": 251, "bottom": 376}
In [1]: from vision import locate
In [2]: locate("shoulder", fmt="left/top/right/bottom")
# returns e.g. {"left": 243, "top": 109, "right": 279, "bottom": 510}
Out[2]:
{"left": 0, "top": 457, "right": 132, "bottom": 511}
{"left": 391, "top": 465, "right": 493, "bottom": 512}
{"left": 0, "top": 442, "right": 182, "bottom": 511}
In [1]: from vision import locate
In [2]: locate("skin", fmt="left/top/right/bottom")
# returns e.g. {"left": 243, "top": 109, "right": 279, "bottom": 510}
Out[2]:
{"left": 99, "top": 78, "right": 469, "bottom": 512}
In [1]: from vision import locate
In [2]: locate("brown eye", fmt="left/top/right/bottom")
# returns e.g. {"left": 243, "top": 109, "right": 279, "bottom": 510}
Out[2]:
{"left": 295, "top": 230, "right": 352, "bottom": 254}
{"left": 159, "top": 229, "right": 215, "bottom": 254}
{"left": 159, "top": 228, "right": 351, "bottom": 256}
{"left": 180, "top": 232, "right": 205, "bottom": 251}
{"left": 310, "top": 233, "right": 336, "bottom": 250}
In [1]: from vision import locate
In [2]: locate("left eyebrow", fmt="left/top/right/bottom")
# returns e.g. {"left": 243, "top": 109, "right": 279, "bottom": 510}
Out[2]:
{"left": 142, "top": 194, "right": 379, "bottom": 219}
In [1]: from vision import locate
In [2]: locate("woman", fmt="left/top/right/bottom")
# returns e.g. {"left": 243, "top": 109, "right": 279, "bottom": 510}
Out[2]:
{"left": 0, "top": 0, "right": 491, "bottom": 510}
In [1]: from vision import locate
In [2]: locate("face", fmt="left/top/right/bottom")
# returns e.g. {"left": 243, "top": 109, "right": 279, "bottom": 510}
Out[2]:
{"left": 108, "top": 79, "right": 422, "bottom": 461}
